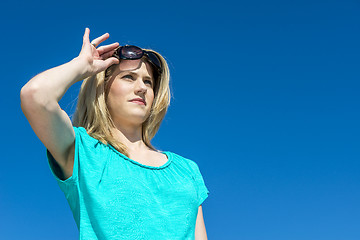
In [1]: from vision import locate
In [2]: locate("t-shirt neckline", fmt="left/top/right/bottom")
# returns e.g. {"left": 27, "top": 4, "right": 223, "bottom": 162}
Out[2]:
{"left": 107, "top": 144, "right": 173, "bottom": 170}
{"left": 77, "top": 127, "right": 172, "bottom": 170}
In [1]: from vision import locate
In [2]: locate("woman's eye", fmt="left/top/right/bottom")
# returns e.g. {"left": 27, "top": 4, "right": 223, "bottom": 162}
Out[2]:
{"left": 123, "top": 75, "right": 134, "bottom": 79}
{"left": 145, "top": 80, "right": 153, "bottom": 86}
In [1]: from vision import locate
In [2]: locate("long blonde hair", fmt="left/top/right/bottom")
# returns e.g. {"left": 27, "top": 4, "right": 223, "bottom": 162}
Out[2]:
{"left": 72, "top": 47, "right": 171, "bottom": 157}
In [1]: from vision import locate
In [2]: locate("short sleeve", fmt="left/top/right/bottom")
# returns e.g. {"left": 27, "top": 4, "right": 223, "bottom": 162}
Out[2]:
{"left": 192, "top": 162, "right": 210, "bottom": 207}
{"left": 46, "top": 126, "right": 82, "bottom": 191}
{"left": 46, "top": 126, "right": 100, "bottom": 225}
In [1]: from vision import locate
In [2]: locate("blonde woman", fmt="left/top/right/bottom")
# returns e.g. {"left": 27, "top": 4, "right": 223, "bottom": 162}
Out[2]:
{"left": 20, "top": 28, "right": 210, "bottom": 240}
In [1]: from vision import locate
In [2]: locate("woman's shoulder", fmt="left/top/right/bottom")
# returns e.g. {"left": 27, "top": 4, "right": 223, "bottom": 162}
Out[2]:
{"left": 165, "top": 150, "right": 199, "bottom": 168}
{"left": 73, "top": 126, "right": 99, "bottom": 141}
{"left": 72, "top": 126, "right": 105, "bottom": 149}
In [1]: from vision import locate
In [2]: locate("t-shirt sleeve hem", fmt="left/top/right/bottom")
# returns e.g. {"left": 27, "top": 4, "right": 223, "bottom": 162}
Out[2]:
{"left": 46, "top": 149, "right": 77, "bottom": 184}
{"left": 198, "top": 188, "right": 210, "bottom": 207}
{"left": 190, "top": 160, "right": 210, "bottom": 207}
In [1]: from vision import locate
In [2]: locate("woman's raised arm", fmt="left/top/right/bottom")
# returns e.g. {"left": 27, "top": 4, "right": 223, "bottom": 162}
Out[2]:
{"left": 20, "top": 28, "right": 119, "bottom": 179}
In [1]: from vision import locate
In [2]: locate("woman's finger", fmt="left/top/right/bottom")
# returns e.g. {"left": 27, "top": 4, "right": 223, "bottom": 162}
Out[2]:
{"left": 103, "top": 57, "right": 120, "bottom": 68}
{"left": 97, "top": 42, "right": 119, "bottom": 55}
{"left": 100, "top": 49, "right": 118, "bottom": 60}
{"left": 90, "top": 32, "right": 110, "bottom": 48}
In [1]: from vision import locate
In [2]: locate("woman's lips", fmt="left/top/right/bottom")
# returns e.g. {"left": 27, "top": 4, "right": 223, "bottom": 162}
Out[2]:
{"left": 130, "top": 100, "right": 146, "bottom": 105}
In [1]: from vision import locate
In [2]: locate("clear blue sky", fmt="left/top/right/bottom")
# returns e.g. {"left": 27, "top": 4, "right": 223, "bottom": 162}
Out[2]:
{"left": 1, "top": 0, "right": 359, "bottom": 239}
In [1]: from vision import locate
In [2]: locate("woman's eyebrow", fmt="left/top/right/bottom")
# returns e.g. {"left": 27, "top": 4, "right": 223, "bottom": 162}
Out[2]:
{"left": 120, "top": 71, "right": 153, "bottom": 80}
{"left": 119, "top": 70, "right": 133, "bottom": 75}
{"left": 118, "top": 71, "right": 135, "bottom": 76}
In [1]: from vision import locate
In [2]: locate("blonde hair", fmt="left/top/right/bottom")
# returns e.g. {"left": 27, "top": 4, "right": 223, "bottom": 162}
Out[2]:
{"left": 72, "top": 48, "right": 171, "bottom": 157}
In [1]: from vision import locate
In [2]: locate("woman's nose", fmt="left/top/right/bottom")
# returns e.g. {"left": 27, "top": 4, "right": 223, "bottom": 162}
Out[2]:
{"left": 135, "top": 78, "right": 147, "bottom": 94}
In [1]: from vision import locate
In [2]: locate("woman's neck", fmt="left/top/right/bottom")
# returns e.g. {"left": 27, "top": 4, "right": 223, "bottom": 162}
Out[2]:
{"left": 110, "top": 123, "right": 148, "bottom": 152}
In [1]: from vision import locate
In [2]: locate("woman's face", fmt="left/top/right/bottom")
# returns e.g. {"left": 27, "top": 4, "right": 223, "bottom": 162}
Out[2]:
{"left": 106, "top": 59, "right": 155, "bottom": 127}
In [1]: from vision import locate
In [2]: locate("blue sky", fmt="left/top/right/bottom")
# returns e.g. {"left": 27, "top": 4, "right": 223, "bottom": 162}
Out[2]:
{"left": 1, "top": 0, "right": 359, "bottom": 239}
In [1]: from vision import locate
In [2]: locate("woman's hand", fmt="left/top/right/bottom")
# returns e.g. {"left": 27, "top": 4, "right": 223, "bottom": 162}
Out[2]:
{"left": 77, "top": 27, "right": 120, "bottom": 78}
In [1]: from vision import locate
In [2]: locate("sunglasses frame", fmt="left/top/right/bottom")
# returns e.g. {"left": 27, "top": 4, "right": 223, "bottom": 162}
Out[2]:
{"left": 113, "top": 45, "right": 163, "bottom": 74}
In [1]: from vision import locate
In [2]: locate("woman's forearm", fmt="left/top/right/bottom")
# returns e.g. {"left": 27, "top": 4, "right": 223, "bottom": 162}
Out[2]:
{"left": 21, "top": 56, "right": 89, "bottom": 105}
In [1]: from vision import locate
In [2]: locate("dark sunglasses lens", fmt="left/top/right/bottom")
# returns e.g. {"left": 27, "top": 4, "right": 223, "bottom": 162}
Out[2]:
{"left": 121, "top": 45, "right": 143, "bottom": 59}
{"left": 146, "top": 52, "right": 162, "bottom": 71}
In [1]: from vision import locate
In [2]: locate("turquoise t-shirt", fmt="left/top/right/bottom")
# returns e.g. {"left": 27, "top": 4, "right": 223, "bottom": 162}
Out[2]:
{"left": 46, "top": 126, "right": 210, "bottom": 240}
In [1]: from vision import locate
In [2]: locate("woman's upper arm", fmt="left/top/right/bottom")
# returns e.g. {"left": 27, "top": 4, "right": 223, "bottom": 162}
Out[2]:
{"left": 195, "top": 205, "right": 208, "bottom": 240}
{"left": 20, "top": 87, "right": 75, "bottom": 178}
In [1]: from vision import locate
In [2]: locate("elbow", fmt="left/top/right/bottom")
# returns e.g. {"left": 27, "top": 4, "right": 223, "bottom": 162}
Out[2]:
{"left": 20, "top": 83, "right": 37, "bottom": 112}
{"left": 20, "top": 80, "right": 42, "bottom": 100}
{"left": 20, "top": 82, "right": 56, "bottom": 113}
{"left": 20, "top": 83, "right": 41, "bottom": 111}
{"left": 20, "top": 83, "right": 37, "bottom": 102}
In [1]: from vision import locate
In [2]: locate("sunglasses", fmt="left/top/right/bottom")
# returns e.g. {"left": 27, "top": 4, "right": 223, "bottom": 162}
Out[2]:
{"left": 113, "top": 45, "right": 162, "bottom": 74}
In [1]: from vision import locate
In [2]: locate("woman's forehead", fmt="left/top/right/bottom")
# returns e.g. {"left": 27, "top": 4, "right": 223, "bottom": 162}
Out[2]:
{"left": 118, "top": 59, "right": 142, "bottom": 71}
{"left": 117, "top": 59, "right": 154, "bottom": 76}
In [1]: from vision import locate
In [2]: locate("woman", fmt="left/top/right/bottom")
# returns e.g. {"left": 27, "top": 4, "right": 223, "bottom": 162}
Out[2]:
{"left": 20, "top": 28, "right": 210, "bottom": 240}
